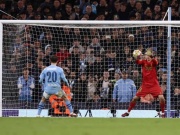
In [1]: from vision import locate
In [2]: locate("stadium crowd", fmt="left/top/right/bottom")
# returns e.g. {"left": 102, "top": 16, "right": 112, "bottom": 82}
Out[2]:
{"left": 0, "top": 0, "right": 180, "bottom": 20}
{"left": 1, "top": 0, "right": 180, "bottom": 113}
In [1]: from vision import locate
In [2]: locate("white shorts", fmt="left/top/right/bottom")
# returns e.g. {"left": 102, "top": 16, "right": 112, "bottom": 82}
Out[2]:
{"left": 43, "top": 90, "right": 66, "bottom": 99}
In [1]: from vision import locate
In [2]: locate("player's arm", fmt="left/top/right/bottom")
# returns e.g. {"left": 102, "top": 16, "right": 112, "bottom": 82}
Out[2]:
{"left": 39, "top": 70, "right": 45, "bottom": 84}
{"left": 136, "top": 58, "right": 144, "bottom": 65}
{"left": 112, "top": 82, "right": 118, "bottom": 102}
{"left": 60, "top": 69, "right": 70, "bottom": 87}
{"left": 152, "top": 57, "right": 158, "bottom": 66}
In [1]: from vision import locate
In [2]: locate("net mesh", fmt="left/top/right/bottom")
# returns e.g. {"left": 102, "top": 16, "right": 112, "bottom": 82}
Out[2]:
{"left": 2, "top": 23, "right": 180, "bottom": 117}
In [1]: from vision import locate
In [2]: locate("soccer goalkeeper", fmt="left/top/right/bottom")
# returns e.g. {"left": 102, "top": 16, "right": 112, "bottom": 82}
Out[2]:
{"left": 122, "top": 49, "right": 166, "bottom": 118}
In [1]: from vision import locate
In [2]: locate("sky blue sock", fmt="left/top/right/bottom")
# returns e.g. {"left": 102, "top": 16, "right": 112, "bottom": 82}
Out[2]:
{"left": 65, "top": 100, "right": 73, "bottom": 113}
{"left": 37, "top": 101, "right": 45, "bottom": 115}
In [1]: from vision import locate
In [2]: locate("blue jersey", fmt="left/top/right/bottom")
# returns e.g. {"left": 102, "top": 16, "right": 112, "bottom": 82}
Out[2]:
{"left": 39, "top": 65, "right": 68, "bottom": 94}
{"left": 113, "top": 79, "right": 136, "bottom": 102}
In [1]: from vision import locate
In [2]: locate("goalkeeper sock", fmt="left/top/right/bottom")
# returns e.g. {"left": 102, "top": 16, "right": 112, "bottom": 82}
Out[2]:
{"left": 37, "top": 101, "right": 45, "bottom": 115}
{"left": 128, "top": 101, "right": 136, "bottom": 112}
{"left": 65, "top": 100, "right": 73, "bottom": 113}
{"left": 160, "top": 101, "right": 165, "bottom": 113}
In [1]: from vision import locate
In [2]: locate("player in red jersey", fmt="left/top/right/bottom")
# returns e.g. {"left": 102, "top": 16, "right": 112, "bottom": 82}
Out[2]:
{"left": 121, "top": 50, "right": 166, "bottom": 118}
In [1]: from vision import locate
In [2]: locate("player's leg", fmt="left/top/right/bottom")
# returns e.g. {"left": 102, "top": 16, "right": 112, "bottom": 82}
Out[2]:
{"left": 158, "top": 95, "right": 166, "bottom": 117}
{"left": 121, "top": 96, "right": 140, "bottom": 117}
{"left": 57, "top": 90, "right": 77, "bottom": 117}
{"left": 37, "top": 92, "right": 49, "bottom": 116}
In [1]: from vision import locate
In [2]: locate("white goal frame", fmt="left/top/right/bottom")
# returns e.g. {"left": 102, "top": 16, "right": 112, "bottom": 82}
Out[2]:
{"left": 0, "top": 18, "right": 179, "bottom": 118}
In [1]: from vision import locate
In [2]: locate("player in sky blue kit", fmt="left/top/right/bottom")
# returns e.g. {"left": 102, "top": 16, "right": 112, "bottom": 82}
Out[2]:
{"left": 37, "top": 55, "right": 77, "bottom": 117}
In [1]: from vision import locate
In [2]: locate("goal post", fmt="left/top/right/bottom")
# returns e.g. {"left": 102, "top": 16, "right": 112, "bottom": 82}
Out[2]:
{"left": 0, "top": 20, "right": 179, "bottom": 118}
{"left": 166, "top": 7, "right": 171, "bottom": 118}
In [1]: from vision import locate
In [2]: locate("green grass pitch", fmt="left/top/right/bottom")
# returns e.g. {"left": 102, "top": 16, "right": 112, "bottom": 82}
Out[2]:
{"left": 0, "top": 118, "right": 179, "bottom": 135}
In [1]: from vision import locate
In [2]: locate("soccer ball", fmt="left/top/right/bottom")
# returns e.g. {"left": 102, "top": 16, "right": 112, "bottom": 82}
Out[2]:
{"left": 133, "top": 50, "right": 142, "bottom": 58}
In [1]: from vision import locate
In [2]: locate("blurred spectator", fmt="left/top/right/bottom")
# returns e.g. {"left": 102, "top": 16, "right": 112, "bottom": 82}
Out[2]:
{"left": 161, "top": 0, "right": 168, "bottom": 12}
{"left": 88, "top": 37, "right": 104, "bottom": 55}
{"left": 17, "top": 68, "right": 35, "bottom": 102}
{"left": 26, "top": 3, "right": 34, "bottom": 19}
{"left": 121, "top": 45, "right": 131, "bottom": 62}
{"left": 126, "top": 0, "right": 136, "bottom": 13}
{"left": 118, "top": 2, "right": 129, "bottom": 20}
{"left": 135, "top": 1, "right": 144, "bottom": 15}
{"left": 153, "top": 4, "right": 161, "bottom": 20}
{"left": 85, "top": 50, "right": 96, "bottom": 74}
{"left": 126, "top": 34, "right": 138, "bottom": 51}
{"left": 54, "top": 11, "right": 62, "bottom": 20}
{"left": 97, "top": 0, "right": 111, "bottom": 19}
{"left": 91, "top": 0, "right": 98, "bottom": 14}
{"left": 56, "top": 45, "right": 70, "bottom": 63}
{"left": 104, "top": 49, "right": 118, "bottom": 75}
{"left": 43, "top": 44, "right": 52, "bottom": 66}
{"left": 159, "top": 71, "right": 167, "bottom": 85}
{"left": 87, "top": 54, "right": 104, "bottom": 78}
{"left": 69, "top": 46, "right": 80, "bottom": 72}
{"left": 171, "top": 0, "right": 179, "bottom": 11}
{"left": 95, "top": 12, "right": 105, "bottom": 20}
{"left": 79, "top": 53, "right": 87, "bottom": 73}
{"left": 32, "top": 59, "right": 45, "bottom": 101}
{"left": 144, "top": 7, "right": 153, "bottom": 20}
{"left": 113, "top": 70, "right": 136, "bottom": 103}
{"left": 142, "top": 0, "right": 155, "bottom": 11}
{"left": 112, "top": 1, "right": 120, "bottom": 18}
{"left": 109, "top": 72, "right": 121, "bottom": 101}
{"left": 87, "top": 74, "right": 98, "bottom": 101}
{"left": 38, "top": 0, "right": 52, "bottom": 12}
{"left": 97, "top": 71, "right": 110, "bottom": 109}
{"left": 72, "top": 72, "right": 88, "bottom": 102}
{"left": 72, "top": 28, "right": 82, "bottom": 41}
{"left": 173, "top": 87, "right": 180, "bottom": 116}
{"left": 11, "top": 35, "right": 23, "bottom": 54}
{"left": 171, "top": 7, "right": 180, "bottom": 20}
{"left": 13, "top": 0, "right": 26, "bottom": 18}
{"left": 72, "top": 5, "right": 81, "bottom": 20}
{"left": 83, "top": 5, "right": 96, "bottom": 20}
{"left": 51, "top": 0, "right": 62, "bottom": 16}
{"left": 62, "top": 3, "right": 73, "bottom": 20}
{"left": 41, "top": 30, "right": 58, "bottom": 50}
{"left": 121, "top": 54, "right": 134, "bottom": 74}
{"left": 4, "top": 65, "right": 19, "bottom": 101}
{"left": 60, "top": 27, "right": 73, "bottom": 48}
{"left": 69, "top": 39, "right": 84, "bottom": 53}
{"left": 34, "top": 12, "right": 42, "bottom": 20}
{"left": 80, "top": 0, "right": 90, "bottom": 14}
{"left": 68, "top": 71, "right": 77, "bottom": 89}
{"left": 130, "top": 69, "right": 142, "bottom": 89}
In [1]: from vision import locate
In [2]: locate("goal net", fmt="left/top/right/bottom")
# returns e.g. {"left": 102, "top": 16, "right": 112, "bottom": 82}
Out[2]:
{"left": 1, "top": 21, "right": 180, "bottom": 118}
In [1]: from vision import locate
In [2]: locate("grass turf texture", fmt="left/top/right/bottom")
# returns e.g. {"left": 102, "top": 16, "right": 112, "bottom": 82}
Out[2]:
{"left": 0, "top": 118, "right": 179, "bottom": 135}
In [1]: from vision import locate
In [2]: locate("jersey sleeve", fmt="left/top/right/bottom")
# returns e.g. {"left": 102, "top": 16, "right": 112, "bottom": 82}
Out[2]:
{"left": 60, "top": 68, "right": 69, "bottom": 87}
{"left": 39, "top": 69, "right": 45, "bottom": 84}
{"left": 152, "top": 58, "right": 158, "bottom": 66}
{"left": 136, "top": 59, "right": 144, "bottom": 65}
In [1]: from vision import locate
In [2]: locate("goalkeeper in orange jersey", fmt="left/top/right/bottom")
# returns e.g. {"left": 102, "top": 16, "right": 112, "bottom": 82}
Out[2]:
{"left": 122, "top": 49, "right": 166, "bottom": 118}
{"left": 49, "top": 84, "right": 72, "bottom": 116}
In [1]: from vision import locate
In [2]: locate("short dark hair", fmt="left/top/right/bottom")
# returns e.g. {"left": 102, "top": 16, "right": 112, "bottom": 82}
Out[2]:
{"left": 50, "top": 55, "right": 58, "bottom": 63}
{"left": 23, "top": 67, "right": 29, "bottom": 71}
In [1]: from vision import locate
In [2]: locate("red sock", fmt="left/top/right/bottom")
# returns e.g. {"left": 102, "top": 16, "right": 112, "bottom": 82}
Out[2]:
{"left": 128, "top": 101, "right": 136, "bottom": 112}
{"left": 160, "top": 101, "right": 165, "bottom": 113}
